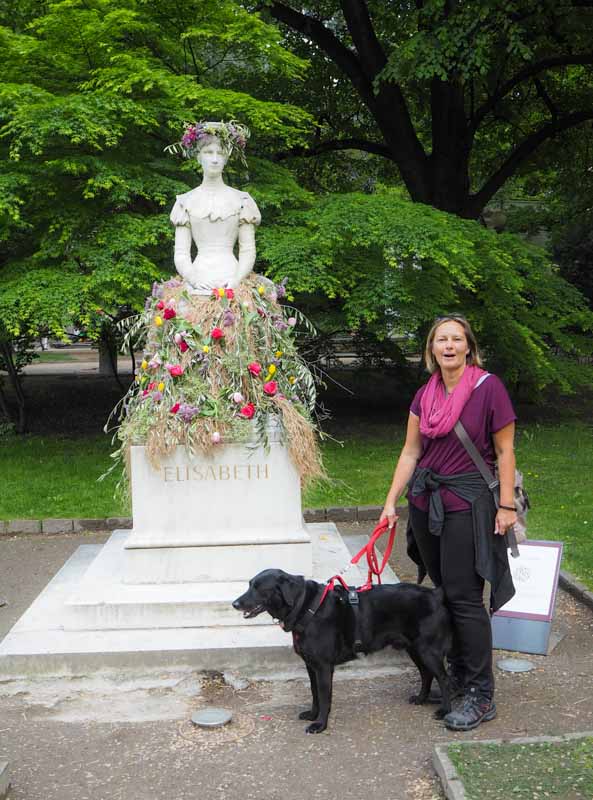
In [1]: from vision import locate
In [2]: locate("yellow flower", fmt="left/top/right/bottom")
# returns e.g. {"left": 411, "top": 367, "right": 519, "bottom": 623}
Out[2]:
{"left": 218, "top": 287, "right": 225, "bottom": 297}
{"left": 275, "top": 350, "right": 283, "bottom": 358}
{"left": 267, "top": 364, "right": 276, "bottom": 375}
{"left": 155, "top": 316, "right": 163, "bottom": 327}
{"left": 202, "top": 345, "right": 210, "bottom": 354}
{"left": 158, "top": 382, "right": 165, "bottom": 392}
{"left": 288, "top": 376, "right": 296, "bottom": 384}
{"left": 141, "top": 359, "right": 148, "bottom": 370}
{"left": 258, "top": 286, "right": 265, "bottom": 296}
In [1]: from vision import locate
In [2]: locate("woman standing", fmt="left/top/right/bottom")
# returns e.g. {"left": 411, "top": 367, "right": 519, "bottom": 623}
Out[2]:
{"left": 380, "top": 315, "right": 517, "bottom": 731}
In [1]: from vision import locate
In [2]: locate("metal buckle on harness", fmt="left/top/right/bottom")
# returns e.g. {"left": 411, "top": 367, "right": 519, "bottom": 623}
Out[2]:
{"left": 348, "top": 589, "right": 359, "bottom": 605}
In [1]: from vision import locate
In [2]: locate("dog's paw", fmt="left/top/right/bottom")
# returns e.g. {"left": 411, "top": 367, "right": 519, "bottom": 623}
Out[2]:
{"left": 408, "top": 693, "right": 427, "bottom": 705}
{"left": 298, "top": 710, "right": 317, "bottom": 721}
{"left": 433, "top": 706, "right": 449, "bottom": 719}
{"left": 305, "top": 721, "right": 327, "bottom": 734}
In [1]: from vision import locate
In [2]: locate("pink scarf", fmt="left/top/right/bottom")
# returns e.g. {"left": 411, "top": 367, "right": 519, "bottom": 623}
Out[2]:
{"left": 419, "top": 365, "right": 488, "bottom": 439}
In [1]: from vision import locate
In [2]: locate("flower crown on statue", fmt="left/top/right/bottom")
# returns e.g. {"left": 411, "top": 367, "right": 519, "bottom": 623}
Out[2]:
{"left": 165, "top": 120, "right": 250, "bottom": 166}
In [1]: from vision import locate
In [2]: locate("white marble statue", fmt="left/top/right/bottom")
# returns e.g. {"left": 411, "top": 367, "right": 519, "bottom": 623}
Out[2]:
{"left": 169, "top": 124, "right": 261, "bottom": 294}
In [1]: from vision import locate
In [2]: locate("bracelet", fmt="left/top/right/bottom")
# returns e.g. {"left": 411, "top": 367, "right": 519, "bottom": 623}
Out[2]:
{"left": 499, "top": 504, "right": 515, "bottom": 511}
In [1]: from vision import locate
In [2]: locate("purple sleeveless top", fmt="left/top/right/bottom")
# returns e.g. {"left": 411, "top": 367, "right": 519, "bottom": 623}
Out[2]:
{"left": 409, "top": 374, "right": 516, "bottom": 513}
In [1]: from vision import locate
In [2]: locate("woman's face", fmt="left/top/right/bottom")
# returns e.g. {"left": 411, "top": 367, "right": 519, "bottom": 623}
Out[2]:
{"left": 431, "top": 320, "right": 470, "bottom": 372}
{"left": 198, "top": 138, "right": 229, "bottom": 177}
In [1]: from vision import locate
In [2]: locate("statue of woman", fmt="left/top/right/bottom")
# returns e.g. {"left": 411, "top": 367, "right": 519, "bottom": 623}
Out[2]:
{"left": 169, "top": 122, "right": 261, "bottom": 294}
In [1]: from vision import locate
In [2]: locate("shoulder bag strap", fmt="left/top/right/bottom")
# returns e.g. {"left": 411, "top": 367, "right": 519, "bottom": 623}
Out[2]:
{"left": 454, "top": 421, "right": 499, "bottom": 490}
{"left": 454, "top": 420, "right": 519, "bottom": 557}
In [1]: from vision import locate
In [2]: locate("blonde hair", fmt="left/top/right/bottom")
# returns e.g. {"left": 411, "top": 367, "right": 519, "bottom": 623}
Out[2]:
{"left": 424, "top": 315, "right": 482, "bottom": 373}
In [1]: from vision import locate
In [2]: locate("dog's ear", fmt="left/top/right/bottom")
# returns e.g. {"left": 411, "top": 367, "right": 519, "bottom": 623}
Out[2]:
{"left": 278, "top": 574, "right": 305, "bottom": 607}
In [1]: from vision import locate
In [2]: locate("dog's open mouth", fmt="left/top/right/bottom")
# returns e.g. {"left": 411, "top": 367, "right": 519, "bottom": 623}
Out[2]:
{"left": 242, "top": 604, "right": 265, "bottom": 619}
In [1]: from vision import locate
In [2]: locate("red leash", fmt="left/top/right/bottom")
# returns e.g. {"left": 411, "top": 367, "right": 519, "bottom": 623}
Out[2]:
{"left": 319, "top": 518, "right": 397, "bottom": 604}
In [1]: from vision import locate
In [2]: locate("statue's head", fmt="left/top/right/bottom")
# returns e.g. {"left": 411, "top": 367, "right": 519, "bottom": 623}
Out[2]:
{"left": 166, "top": 121, "right": 250, "bottom": 169}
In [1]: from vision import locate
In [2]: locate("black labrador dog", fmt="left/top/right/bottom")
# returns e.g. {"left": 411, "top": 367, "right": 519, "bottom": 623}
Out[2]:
{"left": 232, "top": 568, "right": 452, "bottom": 733}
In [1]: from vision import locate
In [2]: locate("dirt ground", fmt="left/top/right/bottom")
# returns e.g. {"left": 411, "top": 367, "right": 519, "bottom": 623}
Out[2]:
{"left": 1, "top": 525, "right": 592, "bottom": 800}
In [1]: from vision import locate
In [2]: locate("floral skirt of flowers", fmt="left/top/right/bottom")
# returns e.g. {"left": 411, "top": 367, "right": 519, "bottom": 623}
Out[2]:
{"left": 109, "top": 274, "right": 324, "bottom": 489}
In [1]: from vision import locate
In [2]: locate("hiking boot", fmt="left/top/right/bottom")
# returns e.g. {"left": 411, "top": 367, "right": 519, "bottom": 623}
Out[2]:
{"left": 443, "top": 687, "right": 497, "bottom": 731}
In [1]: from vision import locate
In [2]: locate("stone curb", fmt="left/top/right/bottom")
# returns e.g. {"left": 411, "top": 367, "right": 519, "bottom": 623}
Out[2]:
{"left": 433, "top": 730, "right": 593, "bottom": 800}
{"left": 0, "top": 505, "right": 401, "bottom": 536}
{"left": 0, "top": 761, "right": 10, "bottom": 800}
{"left": 559, "top": 569, "right": 593, "bottom": 613}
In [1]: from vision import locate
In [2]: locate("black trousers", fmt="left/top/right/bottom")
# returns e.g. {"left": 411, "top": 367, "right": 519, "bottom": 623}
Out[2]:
{"left": 409, "top": 504, "right": 494, "bottom": 698}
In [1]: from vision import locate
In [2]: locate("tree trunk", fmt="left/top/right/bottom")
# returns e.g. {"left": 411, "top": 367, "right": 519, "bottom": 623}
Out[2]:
{"left": 98, "top": 325, "right": 125, "bottom": 391}
{"left": 98, "top": 328, "right": 118, "bottom": 377}
{"left": 0, "top": 339, "right": 27, "bottom": 433}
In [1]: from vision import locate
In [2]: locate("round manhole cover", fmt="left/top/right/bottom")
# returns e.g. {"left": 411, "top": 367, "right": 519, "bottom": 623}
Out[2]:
{"left": 497, "top": 658, "right": 535, "bottom": 673}
{"left": 191, "top": 708, "right": 233, "bottom": 728}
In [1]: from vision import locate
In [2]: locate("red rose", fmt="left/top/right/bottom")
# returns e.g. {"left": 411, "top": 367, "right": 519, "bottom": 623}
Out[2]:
{"left": 263, "top": 380, "right": 278, "bottom": 396}
{"left": 225, "top": 288, "right": 235, "bottom": 300}
{"left": 179, "top": 340, "right": 189, "bottom": 353}
{"left": 163, "top": 307, "right": 176, "bottom": 320}
{"left": 239, "top": 402, "right": 256, "bottom": 419}
{"left": 170, "top": 402, "right": 180, "bottom": 414}
{"left": 156, "top": 300, "right": 165, "bottom": 310}
{"left": 167, "top": 364, "right": 184, "bottom": 377}
{"left": 211, "top": 327, "right": 224, "bottom": 340}
{"left": 248, "top": 362, "right": 262, "bottom": 376}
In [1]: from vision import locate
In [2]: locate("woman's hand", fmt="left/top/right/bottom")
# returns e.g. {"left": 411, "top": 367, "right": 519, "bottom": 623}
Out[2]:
{"left": 494, "top": 507, "right": 517, "bottom": 536}
{"left": 380, "top": 504, "right": 399, "bottom": 530}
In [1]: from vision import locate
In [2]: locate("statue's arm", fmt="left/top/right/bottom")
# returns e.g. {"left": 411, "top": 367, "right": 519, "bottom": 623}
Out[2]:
{"left": 173, "top": 225, "right": 193, "bottom": 280}
{"left": 233, "top": 223, "right": 257, "bottom": 287}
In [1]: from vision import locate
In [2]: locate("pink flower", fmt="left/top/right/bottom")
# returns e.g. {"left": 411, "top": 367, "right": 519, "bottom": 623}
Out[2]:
{"left": 179, "top": 340, "right": 189, "bottom": 353}
{"left": 287, "top": 317, "right": 297, "bottom": 327}
{"left": 156, "top": 300, "right": 165, "bottom": 310}
{"left": 170, "top": 402, "right": 180, "bottom": 414}
{"left": 263, "top": 380, "right": 278, "bottom": 396}
{"left": 211, "top": 327, "right": 224, "bottom": 340}
{"left": 148, "top": 382, "right": 156, "bottom": 390}
{"left": 164, "top": 308, "right": 176, "bottom": 320}
{"left": 225, "top": 288, "right": 235, "bottom": 300}
{"left": 167, "top": 364, "right": 184, "bottom": 378}
{"left": 174, "top": 332, "right": 183, "bottom": 344}
{"left": 248, "top": 362, "right": 262, "bottom": 376}
{"left": 142, "top": 389, "right": 150, "bottom": 397}
{"left": 211, "top": 431, "right": 221, "bottom": 444}
{"left": 239, "top": 402, "right": 256, "bottom": 420}
{"left": 232, "top": 392, "right": 244, "bottom": 404}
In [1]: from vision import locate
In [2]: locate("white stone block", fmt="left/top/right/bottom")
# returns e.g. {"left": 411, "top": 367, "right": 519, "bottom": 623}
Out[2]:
{"left": 123, "top": 443, "right": 312, "bottom": 583}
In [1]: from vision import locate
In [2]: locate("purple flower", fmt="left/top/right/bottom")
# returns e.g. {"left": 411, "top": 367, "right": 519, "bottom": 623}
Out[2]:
{"left": 273, "top": 317, "right": 288, "bottom": 331}
{"left": 222, "top": 309, "right": 235, "bottom": 327}
{"left": 178, "top": 403, "right": 200, "bottom": 423}
{"left": 152, "top": 391, "right": 163, "bottom": 403}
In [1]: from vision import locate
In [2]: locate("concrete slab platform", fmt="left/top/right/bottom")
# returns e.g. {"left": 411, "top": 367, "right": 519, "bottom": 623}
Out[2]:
{"left": 0, "top": 523, "right": 403, "bottom": 678}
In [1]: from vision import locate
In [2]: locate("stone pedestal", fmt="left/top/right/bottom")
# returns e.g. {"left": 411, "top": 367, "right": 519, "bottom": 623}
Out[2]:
{"left": 0, "top": 439, "right": 403, "bottom": 677}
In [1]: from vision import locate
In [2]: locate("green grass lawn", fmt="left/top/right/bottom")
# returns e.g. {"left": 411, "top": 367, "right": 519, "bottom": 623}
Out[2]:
{"left": 447, "top": 737, "right": 593, "bottom": 800}
{"left": 34, "top": 351, "right": 77, "bottom": 363}
{"left": 1, "top": 421, "right": 592, "bottom": 587}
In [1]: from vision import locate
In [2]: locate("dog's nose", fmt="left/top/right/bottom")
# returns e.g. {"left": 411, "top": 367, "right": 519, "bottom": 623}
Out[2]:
{"left": 232, "top": 599, "right": 241, "bottom": 610}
